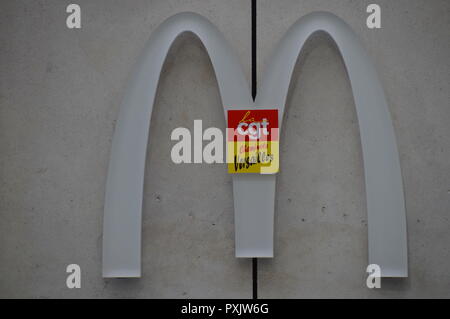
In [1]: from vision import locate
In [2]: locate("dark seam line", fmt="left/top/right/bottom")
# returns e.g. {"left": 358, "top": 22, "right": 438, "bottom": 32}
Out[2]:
{"left": 251, "top": 0, "right": 258, "bottom": 300}
{"left": 251, "top": 0, "right": 257, "bottom": 101}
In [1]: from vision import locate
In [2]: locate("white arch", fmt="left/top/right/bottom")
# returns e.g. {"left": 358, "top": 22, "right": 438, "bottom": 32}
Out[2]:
{"left": 255, "top": 11, "right": 407, "bottom": 277}
{"left": 102, "top": 12, "right": 252, "bottom": 277}
{"left": 103, "top": 11, "right": 407, "bottom": 278}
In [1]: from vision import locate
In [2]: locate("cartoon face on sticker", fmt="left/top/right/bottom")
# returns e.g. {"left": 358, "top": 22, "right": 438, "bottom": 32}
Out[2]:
{"left": 227, "top": 109, "right": 279, "bottom": 174}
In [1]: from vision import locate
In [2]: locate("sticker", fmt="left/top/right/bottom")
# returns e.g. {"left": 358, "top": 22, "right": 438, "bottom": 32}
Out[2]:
{"left": 227, "top": 109, "right": 279, "bottom": 174}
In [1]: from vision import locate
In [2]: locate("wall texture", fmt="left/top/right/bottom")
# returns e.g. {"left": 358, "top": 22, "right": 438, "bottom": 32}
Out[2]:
{"left": 0, "top": 0, "right": 449, "bottom": 298}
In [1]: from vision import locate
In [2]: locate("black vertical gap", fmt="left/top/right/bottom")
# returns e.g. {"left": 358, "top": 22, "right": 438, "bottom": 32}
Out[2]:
{"left": 251, "top": 0, "right": 257, "bottom": 101}
{"left": 252, "top": 258, "right": 258, "bottom": 299}
{"left": 251, "top": 0, "right": 258, "bottom": 300}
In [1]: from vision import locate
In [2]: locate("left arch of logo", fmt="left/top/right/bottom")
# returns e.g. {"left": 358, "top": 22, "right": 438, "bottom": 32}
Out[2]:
{"left": 103, "top": 11, "right": 407, "bottom": 278}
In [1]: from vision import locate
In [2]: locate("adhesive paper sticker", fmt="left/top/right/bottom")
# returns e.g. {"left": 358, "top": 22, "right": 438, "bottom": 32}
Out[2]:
{"left": 227, "top": 109, "right": 279, "bottom": 174}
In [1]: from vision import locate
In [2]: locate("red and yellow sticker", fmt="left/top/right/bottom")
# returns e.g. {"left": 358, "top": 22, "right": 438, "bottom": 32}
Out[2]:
{"left": 227, "top": 109, "right": 279, "bottom": 174}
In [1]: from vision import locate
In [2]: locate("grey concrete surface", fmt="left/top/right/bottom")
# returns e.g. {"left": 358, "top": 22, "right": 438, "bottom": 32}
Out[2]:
{"left": 0, "top": 0, "right": 251, "bottom": 298}
{"left": 258, "top": 0, "right": 450, "bottom": 298}
{"left": 0, "top": 0, "right": 449, "bottom": 298}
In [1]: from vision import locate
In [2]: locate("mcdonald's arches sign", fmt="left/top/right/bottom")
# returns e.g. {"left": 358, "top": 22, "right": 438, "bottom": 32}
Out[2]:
{"left": 102, "top": 11, "right": 408, "bottom": 279}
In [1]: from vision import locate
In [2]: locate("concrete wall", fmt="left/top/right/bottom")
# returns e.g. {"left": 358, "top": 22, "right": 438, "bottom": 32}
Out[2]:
{"left": 0, "top": 0, "right": 449, "bottom": 298}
